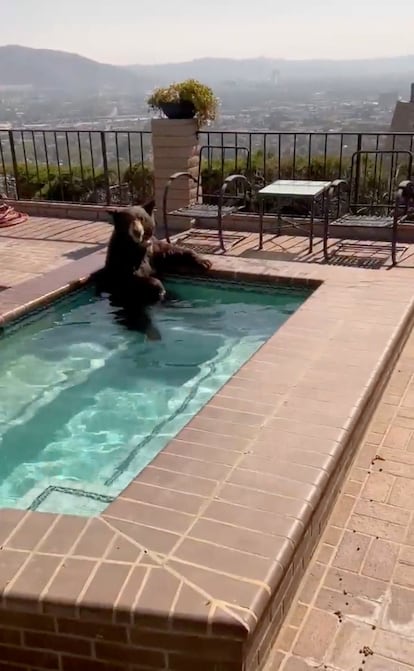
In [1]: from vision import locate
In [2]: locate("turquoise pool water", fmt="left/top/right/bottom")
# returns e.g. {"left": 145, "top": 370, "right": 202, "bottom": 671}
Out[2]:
{"left": 0, "top": 278, "right": 309, "bottom": 516}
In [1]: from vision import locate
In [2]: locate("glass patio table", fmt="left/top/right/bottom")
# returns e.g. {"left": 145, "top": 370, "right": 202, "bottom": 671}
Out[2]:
{"left": 257, "top": 179, "right": 332, "bottom": 253}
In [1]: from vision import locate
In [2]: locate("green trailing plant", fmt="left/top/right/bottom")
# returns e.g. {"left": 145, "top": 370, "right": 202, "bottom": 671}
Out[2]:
{"left": 147, "top": 79, "right": 219, "bottom": 128}
{"left": 122, "top": 163, "right": 154, "bottom": 202}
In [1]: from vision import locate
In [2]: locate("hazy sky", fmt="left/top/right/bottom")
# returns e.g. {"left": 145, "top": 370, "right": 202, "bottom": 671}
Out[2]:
{"left": 2, "top": 0, "right": 414, "bottom": 64}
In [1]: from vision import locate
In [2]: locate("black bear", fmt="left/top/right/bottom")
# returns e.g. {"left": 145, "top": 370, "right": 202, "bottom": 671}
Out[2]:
{"left": 125, "top": 199, "right": 212, "bottom": 287}
{"left": 95, "top": 200, "right": 212, "bottom": 337}
{"left": 98, "top": 200, "right": 212, "bottom": 302}
{"left": 96, "top": 201, "right": 164, "bottom": 306}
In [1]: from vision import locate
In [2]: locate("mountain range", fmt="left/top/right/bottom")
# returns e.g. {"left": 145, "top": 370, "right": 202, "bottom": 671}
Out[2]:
{"left": 0, "top": 45, "right": 138, "bottom": 91}
{"left": 1, "top": 45, "right": 414, "bottom": 92}
{"left": 127, "top": 54, "right": 414, "bottom": 85}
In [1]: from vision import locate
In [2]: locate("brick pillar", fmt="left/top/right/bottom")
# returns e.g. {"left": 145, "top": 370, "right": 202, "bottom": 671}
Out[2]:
{"left": 151, "top": 119, "right": 200, "bottom": 233}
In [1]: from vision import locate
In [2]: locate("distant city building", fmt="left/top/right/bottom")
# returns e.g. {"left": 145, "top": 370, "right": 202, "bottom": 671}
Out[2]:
{"left": 378, "top": 90, "right": 399, "bottom": 108}
{"left": 270, "top": 69, "right": 280, "bottom": 86}
{"left": 388, "top": 84, "right": 414, "bottom": 152}
{"left": 0, "top": 84, "right": 33, "bottom": 92}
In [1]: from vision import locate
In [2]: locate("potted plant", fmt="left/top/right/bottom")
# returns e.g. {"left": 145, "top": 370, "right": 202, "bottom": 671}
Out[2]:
{"left": 147, "top": 79, "right": 218, "bottom": 128}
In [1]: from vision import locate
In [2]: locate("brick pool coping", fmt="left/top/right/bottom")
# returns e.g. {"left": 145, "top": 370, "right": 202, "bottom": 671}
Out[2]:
{"left": 0, "top": 252, "right": 413, "bottom": 671}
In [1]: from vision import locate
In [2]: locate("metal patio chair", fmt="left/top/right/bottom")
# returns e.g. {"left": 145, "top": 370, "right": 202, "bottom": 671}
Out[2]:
{"left": 323, "top": 150, "right": 414, "bottom": 265}
{"left": 162, "top": 144, "right": 252, "bottom": 252}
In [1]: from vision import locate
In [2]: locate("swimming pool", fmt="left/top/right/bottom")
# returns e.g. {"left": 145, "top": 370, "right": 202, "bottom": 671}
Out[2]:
{"left": 0, "top": 277, "right": 310, "bottom": 515}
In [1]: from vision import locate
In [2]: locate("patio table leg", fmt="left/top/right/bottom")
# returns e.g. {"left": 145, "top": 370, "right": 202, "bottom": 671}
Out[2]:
{"left": 277, "top": 198, "right": 282, "bottom": 237}
{"left": 259, "top": 198, "right": 264, "bottom": 250}
{"left": 309, "top": 198, "right": 315, "bottom": 254}
{"left": 323, "top": 191, "right": 330, "bottom": 260}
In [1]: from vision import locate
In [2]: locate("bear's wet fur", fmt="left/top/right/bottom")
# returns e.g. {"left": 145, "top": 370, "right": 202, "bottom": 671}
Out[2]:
{"left": 95, "top": 200, "right": 212, "bottom": 338}
{"left": 97, "top": 201, "right": 164, "bottom": 306}
{"left": 149, "top": 238, "right": 212, "bottom": 277}
{"left": 118, "top": 199, "right": 213, "bottom": 283}
{"left": 98, "top": 200, "right": 212, "bottom": 303}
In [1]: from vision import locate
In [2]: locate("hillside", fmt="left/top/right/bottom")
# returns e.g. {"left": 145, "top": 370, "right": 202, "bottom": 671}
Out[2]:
{"left": 128, "top": 55, "right": 414, "bottom": 85}
{"left": 2, "top": 46, "right": 414, "bottom": 93}
{"left": 0, "top": 45, "right": 140, "bottom": 92}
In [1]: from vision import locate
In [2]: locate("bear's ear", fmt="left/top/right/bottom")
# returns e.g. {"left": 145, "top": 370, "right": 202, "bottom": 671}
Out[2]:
{"left": 106, "top": 209, "right": 117, "bottom": 225}
{"left": 143, "top": 199, "right": 155, "bottom": 217}
{"left": 107, "top": 209, "right": 123, "bottom": 227}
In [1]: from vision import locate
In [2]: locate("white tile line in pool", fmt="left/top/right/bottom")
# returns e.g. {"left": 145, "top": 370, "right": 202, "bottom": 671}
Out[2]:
{"left": 5, "top": 270, "right": 408, "bottom": 524}
{"left": 146, "top": 320, "right": 330, "bottom": 562}
{"left": 0, "top": 262, "right": 410, "bottom": 568}
{"left": 1, "top": 275, "right": 308, "bottom": 516}
{"left": 94, "top": 278, "right": 414, "bottom": 628}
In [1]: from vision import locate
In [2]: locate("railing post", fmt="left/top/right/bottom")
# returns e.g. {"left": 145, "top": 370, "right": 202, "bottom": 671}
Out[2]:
{"left": 354, "top": 133, "right": 362, "bottom": 206}
{"left": 100, "top": 131, "right": 111, "bottom": 205}
{"left": 8, "top": 130, "right": 20, "bottom": 200}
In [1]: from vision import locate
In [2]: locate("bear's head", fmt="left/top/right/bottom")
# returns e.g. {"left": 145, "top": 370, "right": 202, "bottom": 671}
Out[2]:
{"left": 107, "top": 200, "right": 155, "bottom": 247}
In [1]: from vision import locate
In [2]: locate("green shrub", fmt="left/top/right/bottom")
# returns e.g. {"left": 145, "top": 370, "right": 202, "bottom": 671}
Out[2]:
{"left": 42, "top": 168, "right": 114, "bottom": 202}
{"left": 122, "top": 164, "right": 154, "bottom": 203}
{"left": 2, "top": 151, "right": 409, "bottom": 209}
{"left": 2, "top": 164, "right": 53, "bottom": 199}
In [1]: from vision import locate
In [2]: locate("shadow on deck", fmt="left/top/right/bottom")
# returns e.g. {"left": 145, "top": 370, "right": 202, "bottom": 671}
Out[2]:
{"left": 173, "top": 228, "right": 414, "bottom": 270}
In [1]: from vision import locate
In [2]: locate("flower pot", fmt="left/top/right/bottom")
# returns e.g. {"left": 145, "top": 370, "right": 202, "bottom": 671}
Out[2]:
{"left": 160, "top": 101, "right": 196, "bottom": 119}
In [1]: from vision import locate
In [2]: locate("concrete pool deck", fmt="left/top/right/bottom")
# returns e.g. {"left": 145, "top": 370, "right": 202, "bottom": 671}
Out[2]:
{"left": 1, "top": 216, "right": 414, "bottom": 670}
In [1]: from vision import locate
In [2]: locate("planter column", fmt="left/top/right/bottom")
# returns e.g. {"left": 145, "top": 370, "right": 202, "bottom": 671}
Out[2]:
{"left": 151, "top": 118, "right": 200, "bottom": 233}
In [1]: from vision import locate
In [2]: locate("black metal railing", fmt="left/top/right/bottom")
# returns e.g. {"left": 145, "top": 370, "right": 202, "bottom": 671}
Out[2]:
{"left": 0, "top": 129, "right": 152, "bottom": 204}
{"left": 199, "top": 131, "right": 414, "bottom": 214}
{"left": 200, "top": 130, "right": 414, "bottom": 178}
{"left": 1, "top": 129, "right": 413, "bottom": 207}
